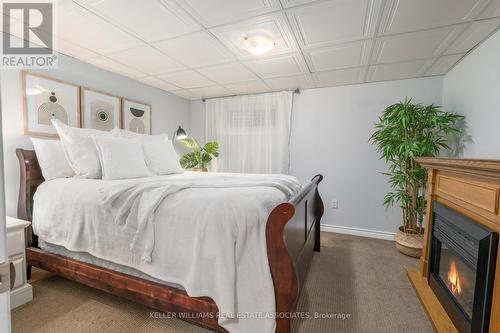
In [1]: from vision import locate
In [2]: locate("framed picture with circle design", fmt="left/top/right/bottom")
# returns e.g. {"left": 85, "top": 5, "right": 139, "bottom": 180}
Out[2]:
{"left": 81, "top": 87, "right": 121, "bottom": 131}
{"left": 122, "top": 98, "right": 152, "bottom": 134}
{"left": 21, "top": 70, "right": 80, "bottom": 137}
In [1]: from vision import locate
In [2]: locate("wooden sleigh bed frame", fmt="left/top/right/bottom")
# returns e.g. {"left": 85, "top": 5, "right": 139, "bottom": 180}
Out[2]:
{"left": 16, "top": 148, "right": 324, "bottom": 333}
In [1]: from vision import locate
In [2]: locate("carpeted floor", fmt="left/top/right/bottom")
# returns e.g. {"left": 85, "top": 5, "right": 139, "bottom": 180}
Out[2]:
{"left": 12, "top": 233, "right": 433, "bottom": 333}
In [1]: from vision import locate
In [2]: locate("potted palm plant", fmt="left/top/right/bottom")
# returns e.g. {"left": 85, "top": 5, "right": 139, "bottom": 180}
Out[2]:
{"left": 370, "top": 98, "right": 464, "bottom": 257}
{"left": 179, "top": 138, "right": 219, "bottom": 171}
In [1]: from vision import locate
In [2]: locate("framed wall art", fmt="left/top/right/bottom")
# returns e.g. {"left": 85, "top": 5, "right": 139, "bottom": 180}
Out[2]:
{"left": 81, "top": 87, "right": 121, "bottom": 131}
{"left": 21, "top": 71, "right": 81, "bottom": 137}
{"left": 122, "top": 98, "right": 152, "bottom": 134}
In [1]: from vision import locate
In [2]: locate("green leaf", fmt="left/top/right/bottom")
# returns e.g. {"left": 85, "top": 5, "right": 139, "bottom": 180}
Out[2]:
{"left": 179, "top": 152, "right": 199, "bottom": 169}
{"left": 181, "top": 138, "right": 200, "bottom": 149}
{"left": 203, "top": 141, "right": 219, "bottom": 155}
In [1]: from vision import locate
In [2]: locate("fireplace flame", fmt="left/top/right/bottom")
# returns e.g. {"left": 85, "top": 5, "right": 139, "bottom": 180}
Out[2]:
{"left": 447, "top": 260, "right": 462, "bottom": 295}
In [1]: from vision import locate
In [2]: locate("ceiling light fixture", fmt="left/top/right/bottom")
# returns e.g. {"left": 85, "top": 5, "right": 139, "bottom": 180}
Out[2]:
{"left": 241, "top": 33, "right": 276, "bottom": 56}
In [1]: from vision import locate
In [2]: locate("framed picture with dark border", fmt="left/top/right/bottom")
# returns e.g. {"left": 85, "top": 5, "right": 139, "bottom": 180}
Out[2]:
{"left": 21, "top": 71, "right": 80, "bottom": 137}
{"left": 81, "top": 87, "right": 121, "bottom": 131}
{"left": 121, "top": 98, "right": 152, "bottom": 134}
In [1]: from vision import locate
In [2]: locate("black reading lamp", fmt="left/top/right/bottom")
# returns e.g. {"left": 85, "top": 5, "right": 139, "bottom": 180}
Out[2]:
{"left": 174, "top": 126, "right": 187, "bottom": 140}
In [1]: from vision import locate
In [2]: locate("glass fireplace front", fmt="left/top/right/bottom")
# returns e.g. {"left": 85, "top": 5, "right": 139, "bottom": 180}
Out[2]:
{"left": 429, "top": 202, "right": 497, "bottom": 333}
{"left": 437, "top": 244, "right": 476, "bottom": 320}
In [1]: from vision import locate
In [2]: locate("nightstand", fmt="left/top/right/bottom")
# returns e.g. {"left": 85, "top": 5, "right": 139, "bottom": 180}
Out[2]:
{"left": 6, "top": 216, "right": 33, "bottom": 308}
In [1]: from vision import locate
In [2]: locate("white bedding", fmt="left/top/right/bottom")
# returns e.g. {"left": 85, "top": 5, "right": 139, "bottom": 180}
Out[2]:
{"left": 33, "top": 171, "right": 302, "bottom": 333}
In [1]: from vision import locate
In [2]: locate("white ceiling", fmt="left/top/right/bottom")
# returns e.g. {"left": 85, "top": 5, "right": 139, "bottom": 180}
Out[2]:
{"left": 3, "top": 0, "right": 500, "bottom": 100}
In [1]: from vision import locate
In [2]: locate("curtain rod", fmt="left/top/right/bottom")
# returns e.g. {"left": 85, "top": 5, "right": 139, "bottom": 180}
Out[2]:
{"left": 202, "top": 88, "right": 300, "bottom": 102}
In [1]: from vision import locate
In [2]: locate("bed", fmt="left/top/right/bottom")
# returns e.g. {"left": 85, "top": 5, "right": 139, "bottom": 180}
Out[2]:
{"left": 16, "top": 148, "right": 324, "bottom": 333}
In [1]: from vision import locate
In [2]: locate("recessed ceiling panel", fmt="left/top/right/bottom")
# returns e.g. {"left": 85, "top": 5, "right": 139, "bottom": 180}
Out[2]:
{"left": 244, "top": 54, "right": 308, "bottom": 78}
{"left": 196, "top": 62, "right": 258, "bottom": 84}
{"left": 445, "top": 18, "right": 500, "bottom": 54}
{"left": 379, "top": 0, "right": 488, "bottom": 35}
{"left": 171, "top": 89, "right": 201, "bottom": 100}
{"left": 74, "top": 0, "right": 201, "bottom": 42}
{"left": 366, "top": 59, "right": 428, "bottom": 82}
{"left": 138, "top": 76, "right": 179, "bottom": 91}
{"left": 280, "top": 0, "right": 319, "bottom": 8}
{"left": 224, "top": 80, "right": 271, "bottom": 95}
{"left": 157, "top": 70, "right": 215, "bottom": 89}
{"left": 424, "top": 54, "right": 464, "bottom": 76}
{"left": 304, "top": 40, "right": 371, "bottom": 72}
{"left": 87, "top": 57, "right": 146, "bottom": 78}
{"left": 212, "top": 13, "right": 297, "bottom": 59}
{"left": 52, "top": 2, "right": 142, "bottom": 54}
{"left": 153, "top": 31, "right": 234, "bottom": 68}
{"left": 372, "top": 26, "right": 461, "bottom": 64}
{"left": 287, "top": 0, "right": 383, "bottom": 48}
{"left": 109, "top": 45, "right": 184, "bottom": 75}
{"left": 55, "top": 39, "right": 98, "bottom": 60}
{"left": 177, "top": 0, "right": 280, "bottom": 26}
{"left": 312, "top": 67, "right": 363, "bottom": 87}
{"left": 188, "top": 86, "right": 233, "bottom": 98}
{"left": 264, "top": 74, "right": 314, "bottom": 90}
{"left": 479, "top": 0, "right": 500, "bottom": 19}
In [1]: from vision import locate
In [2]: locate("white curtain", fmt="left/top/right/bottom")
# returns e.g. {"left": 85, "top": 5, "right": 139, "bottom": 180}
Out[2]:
{"left": 205, "top": 91, "right": 293, "bottom": 174}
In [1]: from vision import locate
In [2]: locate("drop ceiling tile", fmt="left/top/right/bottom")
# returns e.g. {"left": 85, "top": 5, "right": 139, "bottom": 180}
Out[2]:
{"left": 177, "top": 0, "right": 281, "bottom": 26}
{"left": 171, "top": 89, "right": 202, "bottom": 100}
{"left": 55, "top": 39, "right": 99, "bottom": 60}
{"left": 264, "top": 74, "right": 314, "bottom": 90}
{"left": 109, "top": 45, "right": 184, "bottom": 75}
{"left": 74, "top": 0, "right": 201, "bottom": 42}
{"left": 379, "top": 0, "right": 488, "bottom": 35}
{"left": 312, "top": 67, "right": 363, "bottom": 87}
{"left": 196, "top": 62, "right": 258, "bottom": 84}
{"left": 479, "top": 0, "right": 500, "bottom": 18}
{"left": 138, "top": 76, "right": 179, "bottom": 91}
{"left": 87, "top": 57, "right": 146, "bottom": 78}
{"left": 287, "top": 0, "right": 383, "bottom": 49}
{"left": 372, "top": 26, "right": 462, "bottom": 64}
{"left": 211, "top": 13, "right": 297, "bottom": 59}
{"left": 224, "top": 80, "right": 271, "bottom": 95}
{"left": 280, "top": 0, "right": 319, "bottom": 8}
{"left": 50, "top": 1, "right": 142, "bottom": 55}
{"left": 304, "top": 40, "right": 371, "bottom": 72}
{"left": 157, "top": 70, "right": 215, "bottom": 89}
{"left": 445, "top": 18, "right": 500, "bottom": 54}
{"left": 244, "top": 54, "right": 308, "bottom": 78}
{"left": 153, "top": 31, "right": 234, "bottom": 68}
{"left": 424, "top": 54, "right": 464, "bottom": 76}
{"left": 366, "top": 59, "right": 429, "bottom": 82}
{"left": 188, "top": 86, "right": 233, "bottom": 98}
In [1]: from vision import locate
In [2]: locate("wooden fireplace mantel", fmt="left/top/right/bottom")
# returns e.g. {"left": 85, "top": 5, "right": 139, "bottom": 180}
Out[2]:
{"left": 408, "top": 157, "right": 500, "bottom": 333}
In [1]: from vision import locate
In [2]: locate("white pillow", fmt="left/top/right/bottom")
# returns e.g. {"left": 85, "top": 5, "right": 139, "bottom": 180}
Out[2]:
{"left": 142, "top": 139, "right": 183, "bottom": 175}
{"left": 51, "top": 119, "right": 120, "bottom": 179}
{"left": 93, "top": 136, "right": 151, "bottom": 180}
{"left": 30, "top": 138, "right": 75, "bottom": 180}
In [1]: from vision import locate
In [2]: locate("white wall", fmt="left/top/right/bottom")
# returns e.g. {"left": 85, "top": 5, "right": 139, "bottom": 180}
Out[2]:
{"left": 443, "top": 29, "right": 500, "bottom": 158}
{"left": 1, "top": 51, "right": 190, "bottom": 218}
{"left": 190, "top": 77, "right": 444, "bottom": 235}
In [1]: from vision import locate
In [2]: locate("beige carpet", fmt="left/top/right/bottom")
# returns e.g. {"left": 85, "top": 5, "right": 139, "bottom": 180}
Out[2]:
{"left": 12, "top": 233, "right": 433, "bottom": 333}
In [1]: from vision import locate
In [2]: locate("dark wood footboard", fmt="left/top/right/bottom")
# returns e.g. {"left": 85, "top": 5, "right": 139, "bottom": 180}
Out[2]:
{"left": 17, "top": 148, "right": 324, "bottom": 333}
{"left": 266, "top": 174, "right": 324, "bottom": 333}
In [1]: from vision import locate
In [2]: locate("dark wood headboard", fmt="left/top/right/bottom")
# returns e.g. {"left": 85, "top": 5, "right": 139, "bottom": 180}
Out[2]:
{"left": 16, "top": 148, "right": 43, "bottom": 247}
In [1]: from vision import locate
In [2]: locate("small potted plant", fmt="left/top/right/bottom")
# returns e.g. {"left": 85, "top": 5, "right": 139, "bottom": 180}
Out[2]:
{"left": 179, "top": 138, "right": 219, "bottom": 172}
{"left": 370, "top": 98, "right": 464, "bottom": 257}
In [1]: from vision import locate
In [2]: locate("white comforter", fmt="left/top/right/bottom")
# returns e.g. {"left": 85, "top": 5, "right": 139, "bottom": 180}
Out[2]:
{"left": 33, "top": 171, "right": 302, "bottom": 333}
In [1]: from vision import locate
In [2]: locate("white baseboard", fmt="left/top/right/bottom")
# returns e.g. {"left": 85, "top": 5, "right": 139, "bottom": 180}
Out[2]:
{"left": 10, "top": 284, "right": 33, "bottom": 309}
{"left": 321, "top": 223, "right": 395, "bottom": 241}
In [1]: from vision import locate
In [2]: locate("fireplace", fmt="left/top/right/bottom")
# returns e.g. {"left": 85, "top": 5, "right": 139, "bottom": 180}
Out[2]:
{"left": 428, "top": 202, "right": 498, "bottom": 333}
